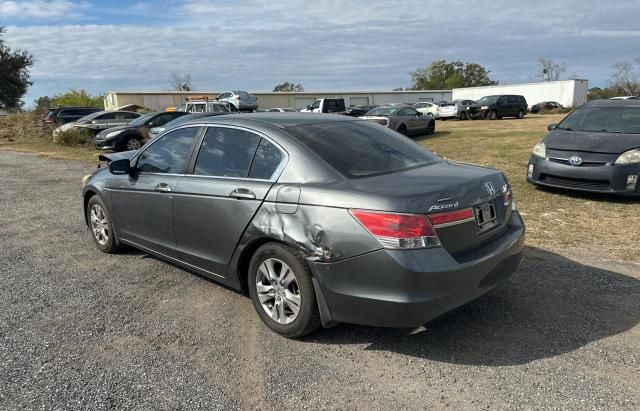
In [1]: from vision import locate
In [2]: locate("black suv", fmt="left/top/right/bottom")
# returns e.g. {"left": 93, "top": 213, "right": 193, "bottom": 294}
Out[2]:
{"left": 469, "top": 95, "right": 528, "bottom": 120}
{"left": 42, "top": 106, "right": 101, "bottom": 129}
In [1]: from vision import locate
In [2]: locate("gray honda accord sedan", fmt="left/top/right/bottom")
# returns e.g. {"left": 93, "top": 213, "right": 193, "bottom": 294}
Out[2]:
{"left": 82, "top": 113, "right": 525, "bottom": 338}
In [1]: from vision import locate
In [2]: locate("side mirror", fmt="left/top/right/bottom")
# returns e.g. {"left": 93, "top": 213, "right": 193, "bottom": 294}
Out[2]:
{"left": 547, "top": 123, "right": 558, "bottom": 131}
{"left": 109, "top": 158, "right": 131, "bottom": 175}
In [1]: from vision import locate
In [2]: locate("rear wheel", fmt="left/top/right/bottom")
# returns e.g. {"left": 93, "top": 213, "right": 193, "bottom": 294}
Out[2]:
{"left": 248, "top": 243, "right": 321, "bottom": 338}
{"left": 397, "top": 124, "right": 407, "bottom": 135}
{"left": 125, "top": 137, "right": 142, "bottom": 151}
{"left": 517, "top": 109, "right": 525, "bottom": 119}
{"left": 459, "top": 111, "right": 467, "bottom": 120}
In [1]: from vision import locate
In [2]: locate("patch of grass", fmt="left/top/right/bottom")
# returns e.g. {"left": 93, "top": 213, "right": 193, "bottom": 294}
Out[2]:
{"left": 0, "top": 112, "right": 100, "bottom": 162}
{"left": 417, "top": 114, "right": 639, "bottom": 264}
{"left": 53, "top": 128, "right": 92, "bottom": 147}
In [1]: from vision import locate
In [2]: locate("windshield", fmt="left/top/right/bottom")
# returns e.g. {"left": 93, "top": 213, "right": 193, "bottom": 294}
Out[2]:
{"left": 475, "top": 96, "right": 498, "bottom": 105}
{"left": 76, "top": 111, "right": 105, "bottom": 123}
{"left": 287, "top": 120, "right": 440, "bottom": 178}
{"left": 129, "top": 112, "right": 156, "bottom": 126}
{"left": 366, "top": 107, "right": 399, "bottom": 116}
{"left": 557, "top": 106, "right": 640, "bottom": 133}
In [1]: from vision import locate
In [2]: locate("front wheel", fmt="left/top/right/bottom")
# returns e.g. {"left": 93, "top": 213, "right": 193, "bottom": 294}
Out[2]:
{"left": 125, "top": 137, "right": 142, "bottom": 151}
{"left": 248, "top": 243, "right": 321, "bottom": 338}
{"left": 488, "top": 110, "right": 498, "bottom": 120}
{"left": 86, "top": 195, "right": 119, "bottom": 253}
{"left": 397, "top": 124, "right": 407, "bottom": 135}
{"left": 426, "top": 121, "right": 435, "bottom": 135}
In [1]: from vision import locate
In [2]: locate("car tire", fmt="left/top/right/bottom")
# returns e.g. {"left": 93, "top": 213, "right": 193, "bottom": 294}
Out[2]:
{"left": 426, "top": 120, "right": 435, "bottom": 135}
{"left": 489, "top": 110, "right": 498, "bottom": 120}
{"left": 125, "top": 137, "right": 142, "bottom": 151}
{"left": 459, "top": 111, "right": 467, "bottom": 120}
{"left": 517, "top": 109, "right": 525, "bottom": 119}
{"left": 248, "top": 243, "right": 321, "bottom": 338}
{"left": 86, "top": 195, "right": 119, "bottom": 253}
{"left": 397, "top": 124, "right": 408, "bottom": 135}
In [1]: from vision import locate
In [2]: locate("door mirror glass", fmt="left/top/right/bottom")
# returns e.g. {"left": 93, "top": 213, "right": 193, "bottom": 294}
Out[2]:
{"left": 109, "top": 158, "right": 131, "bottom": 175}
{"left": 547, "top": 123, "right": 558, "bottom": 131}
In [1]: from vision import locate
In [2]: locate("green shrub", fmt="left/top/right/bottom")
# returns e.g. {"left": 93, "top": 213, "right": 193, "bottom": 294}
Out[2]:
{"left": 53, "top": 128, "right": 92, "bottom": 147}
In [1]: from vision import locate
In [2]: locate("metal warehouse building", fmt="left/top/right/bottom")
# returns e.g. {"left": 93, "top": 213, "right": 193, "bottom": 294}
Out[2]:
{"left": 104, "top": 79, "right": 588, "bottom": 112}
{"left": 104, "top": 90, "right": 452, "bottom": 111}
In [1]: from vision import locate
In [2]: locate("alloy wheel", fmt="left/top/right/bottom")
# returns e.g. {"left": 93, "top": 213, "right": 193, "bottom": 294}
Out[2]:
{"left": 126, "top": 138, "right": 141, "bottom": 150}
{"left": 255, "top": 258, "right": 301, "bottom": 325}
{"left": 90, "top": 204, "right": 109, "bottom": 246}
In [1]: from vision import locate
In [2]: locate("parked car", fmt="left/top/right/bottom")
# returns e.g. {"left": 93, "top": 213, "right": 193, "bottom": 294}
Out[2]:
{"left": 94, "top": 111, "right": 189, "bottom": 151}
{"left": 216, "top": 90, "right": 258, "bottom": 112}
{"left": 53, "top": 111, "right": 141, "bottom": 137}
{"left": 469, "top": 95, "right": 528, "bottom": 120}
{"left": 530, "top": 101, "right": 563, "bottom": 113}
{"left": 300, "top": 98, "right": 347, "bottom": 114}
{"left": 42, "top": 106, "right": 101, "bottom": 130}
{"left": 360, "top": 104, "right": 435, "bottom": 136}
{"left": 268, "top": 108, "right": 298, "bottom": 112}
{"left": 173, "top": 100, "right": 235, "bottom": 113}
{"left": 83, "top": 113, "right": 525, "bottom": 338}
{"left": 527, "top": 99, "right": 640, "bottom": 196}
{"left": 438, "top": 100, "right": 476, "bottom": 120}
{"left": 345, "top": 104, "right": 379, "bottom": 117}
{"left": 413, "top": 102, "right": 439, "bottom": 118}
{"left": 148, "top": 111, "right": 230, "bottom": 140}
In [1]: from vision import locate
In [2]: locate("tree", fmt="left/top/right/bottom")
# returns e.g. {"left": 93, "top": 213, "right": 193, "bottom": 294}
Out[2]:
{"left": 171, "top": 73, "right": 192, "bottom": 91}
{"left": 33, "top": 96, "right": 52, "bottom": 114}
{"left": 0, "top": 26, "right": 35, "bottom": 110}
{"left": 537, "top": 58, "right": 567, "bottom": 81}
{"left": 273, "top": 82, "right": 304, "bottom": 92}
{"left": 51, "top": 89, "right": 103, "bottom": 108}
{"left": 611, "top": 58, "right": 640, "bottom": 96}
{"left": 409, "top": 60, "right": 497, "bottom": 90}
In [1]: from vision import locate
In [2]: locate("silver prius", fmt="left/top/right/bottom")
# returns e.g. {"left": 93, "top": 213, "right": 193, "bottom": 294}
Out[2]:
{"left": 82, "top": 113, "right": 525, "bottom": 338}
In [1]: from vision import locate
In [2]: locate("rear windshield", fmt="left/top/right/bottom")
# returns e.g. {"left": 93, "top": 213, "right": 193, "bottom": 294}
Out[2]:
{"left": 558, "top": 106, "right": 640, "bottom": 134}
{"left": 286, "top": 121, "right": 440, "bottom": 178}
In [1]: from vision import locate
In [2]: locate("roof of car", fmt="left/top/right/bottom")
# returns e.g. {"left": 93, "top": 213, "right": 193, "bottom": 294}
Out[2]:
{"left": 181, "top": 112, "right": 362, "bottom": 128}
{"left": 584, "top": 99, "right": 640, "bottom": 107}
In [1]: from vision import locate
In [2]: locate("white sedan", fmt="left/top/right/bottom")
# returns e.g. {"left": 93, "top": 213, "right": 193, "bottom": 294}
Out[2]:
{"left": 412, "top": 102, "right": 439, "bottom": 118}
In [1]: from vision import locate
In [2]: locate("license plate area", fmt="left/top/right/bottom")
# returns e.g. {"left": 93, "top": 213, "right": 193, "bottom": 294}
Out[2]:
{"left": 474, "top": 201, "right": 498, "bottom": 233}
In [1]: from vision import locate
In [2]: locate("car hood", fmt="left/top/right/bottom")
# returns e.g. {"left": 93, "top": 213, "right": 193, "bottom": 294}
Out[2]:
{"left": 544, "top": 129, "right": 640, "bottom": 153}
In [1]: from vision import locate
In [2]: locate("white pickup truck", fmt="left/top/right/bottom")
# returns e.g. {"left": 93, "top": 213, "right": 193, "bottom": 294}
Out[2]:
{"left": 300, "top": 98, "right": 347, "bottom": 114}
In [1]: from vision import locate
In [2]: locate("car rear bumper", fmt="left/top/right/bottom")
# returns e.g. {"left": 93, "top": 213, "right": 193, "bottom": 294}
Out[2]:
{"left": 527, "top": 156, "right": 640, "bottom": 196}
{"left": 309, "top": 211, "right": 525, "bottom": 328}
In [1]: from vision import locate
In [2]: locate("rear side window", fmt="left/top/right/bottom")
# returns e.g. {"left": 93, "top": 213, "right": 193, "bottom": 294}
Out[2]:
{"left": 194, "top": 127, "right": 260, "bottom": 178}
{"left": 249, "top": 139, "right": 284, "bottom": 180}
{"left": 97, "top": 113, "right": 116, "bottom": 120}
{"left": 136, "top": 126, "right": 200, "bottom": 173}
{"left": 287, "top": 121, "right": 440, "bottom": 178}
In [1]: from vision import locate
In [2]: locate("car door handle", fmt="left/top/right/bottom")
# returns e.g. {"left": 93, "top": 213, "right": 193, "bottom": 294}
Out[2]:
{"left": 154, "top": 183, "right": 172, "bottom": 193}
{"left": 229, "top": 188, "right": 256, "bottom": 200}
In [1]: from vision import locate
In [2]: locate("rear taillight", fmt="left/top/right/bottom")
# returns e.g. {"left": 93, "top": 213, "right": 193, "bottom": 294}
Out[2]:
{"left": 502, "top": 184, "right": 512, "bottom": 206}
{"left": 427, "top": 208, "right": 475, "bottom": 228}
{"left": 350, "top": 210, "right": 440, "bottom": 249}
{"left": 236, "top": 95, "right": 240, "bottom": 100}
{"left": 45, "top": 117, "right": 54, "bottom": 123}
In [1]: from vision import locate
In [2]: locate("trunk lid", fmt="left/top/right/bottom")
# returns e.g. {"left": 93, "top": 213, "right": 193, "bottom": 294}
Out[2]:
{"left": 300, "top": 161, "right": 512, "bottom": 256}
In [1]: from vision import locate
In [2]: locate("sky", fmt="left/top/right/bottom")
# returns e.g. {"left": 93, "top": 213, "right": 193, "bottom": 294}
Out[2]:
{"left": 1, "top": 0, "right": 639, "bottom": 107}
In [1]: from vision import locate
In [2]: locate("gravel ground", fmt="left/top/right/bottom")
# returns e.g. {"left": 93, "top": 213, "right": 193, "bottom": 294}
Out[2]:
{"left": 0, "top": 150, "right": 638, "bottom": 410}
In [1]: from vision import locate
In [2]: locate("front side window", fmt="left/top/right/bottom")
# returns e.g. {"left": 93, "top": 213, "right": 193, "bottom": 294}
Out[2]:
{"left": 136, "top": 126, "right": 200, "bottom": 173}
{"left": 194, "top": 127, "right": 260, "bottom": 178}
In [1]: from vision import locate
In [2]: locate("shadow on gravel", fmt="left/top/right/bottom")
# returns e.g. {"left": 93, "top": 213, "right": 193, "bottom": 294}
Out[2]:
{"left": 306, "top": 246, "right": 640, "bottom": 366}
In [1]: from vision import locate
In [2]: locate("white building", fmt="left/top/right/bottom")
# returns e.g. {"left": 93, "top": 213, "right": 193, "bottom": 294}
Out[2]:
{"left": 104, "top": 90, "right": 452, "bottom": 111}
{"left": 452, "top": 79, "right": 588, "bottom": 109}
